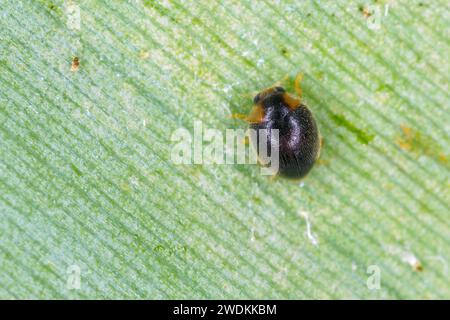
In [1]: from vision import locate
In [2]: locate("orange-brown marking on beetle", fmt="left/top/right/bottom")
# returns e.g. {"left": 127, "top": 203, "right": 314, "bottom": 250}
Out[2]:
{"left": 281, "top": 93, "right": 301, "bottom": 111}
{"left": 233, "top": 73, "right": 320, "bottom": 179}
{"left": 246, "top": 104, "right": 265, "bottom": 124}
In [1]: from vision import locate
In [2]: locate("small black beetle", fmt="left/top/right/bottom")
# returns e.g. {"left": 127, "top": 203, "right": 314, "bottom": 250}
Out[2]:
{"left": 244, "top": 75, "right": 321, "bottom": 179}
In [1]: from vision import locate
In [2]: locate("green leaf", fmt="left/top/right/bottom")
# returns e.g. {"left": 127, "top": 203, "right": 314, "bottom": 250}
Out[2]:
{"left": 1, "top": 0, "right": 449, "bottom": 299}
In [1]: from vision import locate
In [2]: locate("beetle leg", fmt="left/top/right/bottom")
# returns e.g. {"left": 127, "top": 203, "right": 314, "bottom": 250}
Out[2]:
{"left": 316, "top": 136, "right": 323, "bottom": 160}
{"left": 230, "top": 104, "right": 264, "bottom": 124}
{"left": 229, "top": 113, "right": 248, "bottom": 121}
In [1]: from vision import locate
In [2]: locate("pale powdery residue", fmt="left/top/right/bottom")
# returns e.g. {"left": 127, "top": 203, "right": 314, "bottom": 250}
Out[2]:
{"left": 65, "top": 1, "right": 81, "bottom": 31}
{"left": 298, "top": 210, "right": 319, "bottom": 246}
{"left": 385, "top": 245, "right": 423, "bottom": 271}
{"left": 249, "top": 216, "right": 263, "bottom": 243}
{"left": 241, "top": 50, "right": 251, "bottom": 58}
{"left": 274, "top": 265, "right": 289, "bottom": 288}
{"left": 250, "top": 225, "right": 256, "bottom": 242}
{"left": 401, "top": 251, "right": 421, "bottom": 270}
{"left": 256, "top": 58, "right": 265, "bottom": 67}
{"left": 222, "top": 84, "right": 233, "bottom": 95}
{"left": 129, "top": 176, "right": 139, "bottom": 188}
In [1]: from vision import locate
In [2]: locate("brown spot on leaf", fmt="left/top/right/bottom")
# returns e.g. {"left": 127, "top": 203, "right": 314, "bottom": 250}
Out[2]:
{"left": 362, "top": 8, "right": 372, "bottom": 18}
{"left": 71, "top": 56, "right": 80, "bottom": 72}
{"left": 139, "top": 50, "right": 150, "bottom": 59}
{"left": 396, "top": 124, "right": 448, "bottom": 164}
{"left": 358, "top": 5, "right": 373, "bottom": 18}
{"left": 414, "top": 262, "right": 424, "bottom": 272}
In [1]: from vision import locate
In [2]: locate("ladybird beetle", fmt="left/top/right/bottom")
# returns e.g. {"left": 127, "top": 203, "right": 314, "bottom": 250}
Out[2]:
{"left": 238, "top": 74, "right": 321, "bottom": 179}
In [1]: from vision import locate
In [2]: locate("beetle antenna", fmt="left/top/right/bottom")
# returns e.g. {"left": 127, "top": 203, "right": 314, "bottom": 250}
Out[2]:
{"left": 294, "top": 73, "right": 303, "bottom": 98}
